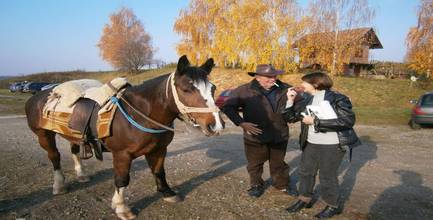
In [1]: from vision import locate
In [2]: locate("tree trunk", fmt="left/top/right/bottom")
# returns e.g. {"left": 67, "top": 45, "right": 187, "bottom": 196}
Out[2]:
{"left": 331, "top": 0, "right": 341, "bottom": 76}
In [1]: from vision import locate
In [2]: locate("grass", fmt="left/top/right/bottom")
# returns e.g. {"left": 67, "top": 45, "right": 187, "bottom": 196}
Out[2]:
{"left": 1, "top": 67, "right": 432, "bottom": 125}
{"left": 0, "top": 89, "right": 32, "bottom": 115}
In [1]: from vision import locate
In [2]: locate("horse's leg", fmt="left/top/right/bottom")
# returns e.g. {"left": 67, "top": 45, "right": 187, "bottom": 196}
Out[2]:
{"left": 145, "top": 147, "right": 181, "bottom": 203}
{"left": 36, "top": 129, "right": 66, "bottom": 195}
{"left": 70, "top": 144, "right": 90, "bottom": 183}
{"left": 111, "top": 152, "right": 136, "bottom": 220}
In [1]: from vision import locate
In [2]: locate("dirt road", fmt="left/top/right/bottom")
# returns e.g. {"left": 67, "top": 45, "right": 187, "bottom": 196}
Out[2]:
{"left": 1, "top": 117, "right": 432, "bottom": 219}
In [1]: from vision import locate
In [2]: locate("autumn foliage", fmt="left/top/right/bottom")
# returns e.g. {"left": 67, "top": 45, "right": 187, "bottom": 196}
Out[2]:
{"left": 174, "top": 0, "right": 377, "bottom": 75}
{"left": 98, "top": 8, "right": 154, "bottom": 73}
{"left": 406, "top": 0, "right": 433, "bottom": 79}
{"left": 174, "top": 0, "right": 306, "bottom": 72}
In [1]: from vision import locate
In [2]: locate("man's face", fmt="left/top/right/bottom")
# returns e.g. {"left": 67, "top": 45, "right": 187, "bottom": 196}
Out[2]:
{"left": 255, "top": 74, "right": 277, "bottom": 90}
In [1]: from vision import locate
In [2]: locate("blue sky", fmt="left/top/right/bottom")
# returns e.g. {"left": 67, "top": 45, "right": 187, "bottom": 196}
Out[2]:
{"left": 0, "top": 0, "right": 419, "bottom": 76}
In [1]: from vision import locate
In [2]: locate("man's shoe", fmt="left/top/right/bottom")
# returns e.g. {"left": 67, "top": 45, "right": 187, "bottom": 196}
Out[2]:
{"left": 286, "top": 199, "right": 313, "bottom": 213}
{"left": 314, "top": 205, "right": 342, "bottom": 218}
{"left": 247, "top": 185, "right": 264, "bottom": 198}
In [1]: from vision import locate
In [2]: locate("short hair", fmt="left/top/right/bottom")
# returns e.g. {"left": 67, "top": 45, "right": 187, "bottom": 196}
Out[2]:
{"left": 301, "top": 71, "right": 333, "bottom": 90}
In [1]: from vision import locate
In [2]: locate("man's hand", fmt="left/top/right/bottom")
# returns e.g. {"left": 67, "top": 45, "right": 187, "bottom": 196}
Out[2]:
{"left": 286, "top": 88, "right": 297, "bottom": 102}
{"left": 240, "top": 122, "right": 262, "bottom": 135}
{"left": 302, "top": 115, "right": 315, "bottom": 125}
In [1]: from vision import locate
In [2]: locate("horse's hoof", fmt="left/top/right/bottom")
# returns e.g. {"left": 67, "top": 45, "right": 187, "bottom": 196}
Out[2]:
{"left": 116, "top": 211, "right": 136, "bottom": 220}
{"left": 77, "top": 175, "right": 90, "bottom": 183}
{"left": 163, "top": 195, "right": 182, "bottom": 203}
{"left": 53, "top": 187, "right": 67, "bottom": 195}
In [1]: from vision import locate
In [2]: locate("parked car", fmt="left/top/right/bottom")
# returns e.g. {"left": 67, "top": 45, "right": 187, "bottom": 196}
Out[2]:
{"left": 22, "top": 82, "right": 51, "bottom": 94}
{"left": 41, "top": 83, "right": 59, "bottom": 91}
{"left": 409, "top": 91, "right": 433, "bottom": 129}
{"left": 215, "top": 89, "right": 233, "bottom": 109}
{"left": 9, "top": 81, "right": 27, "bottom": 93}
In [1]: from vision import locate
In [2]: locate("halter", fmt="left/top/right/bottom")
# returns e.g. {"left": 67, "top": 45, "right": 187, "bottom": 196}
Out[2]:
{"left": 165, "top": 72, "right": 220, "bottom": 115}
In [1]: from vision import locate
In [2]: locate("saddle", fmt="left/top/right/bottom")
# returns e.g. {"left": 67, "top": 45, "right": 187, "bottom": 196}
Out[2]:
{"left": 69, "top": 98, "right": 105, "bottom": 160}
{"left": 41, "top": 77, "right": 129, "bottom": 161}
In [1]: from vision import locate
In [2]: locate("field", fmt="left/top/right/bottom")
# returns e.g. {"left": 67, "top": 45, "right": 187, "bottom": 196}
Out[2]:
{"left": 1, "top": 67, "right": 432, "bottom": 125}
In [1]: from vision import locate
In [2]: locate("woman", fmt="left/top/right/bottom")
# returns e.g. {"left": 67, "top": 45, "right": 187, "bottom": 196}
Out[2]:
{"left": 283, "top": 72, "right": 360, "bottom": 218}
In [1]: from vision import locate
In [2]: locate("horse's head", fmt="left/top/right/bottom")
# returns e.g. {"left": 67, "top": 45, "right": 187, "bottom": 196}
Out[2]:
{"left": 170, "top": 55, "right": 225, "bottom": 136}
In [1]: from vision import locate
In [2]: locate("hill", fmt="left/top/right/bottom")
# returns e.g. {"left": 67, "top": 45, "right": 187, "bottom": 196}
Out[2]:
{"left": 1, "top": 67, "right": 432, "bottom": 125}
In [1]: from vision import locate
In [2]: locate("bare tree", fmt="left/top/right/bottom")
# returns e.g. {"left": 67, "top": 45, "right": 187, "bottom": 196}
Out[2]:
{"left": 98, "top": 7, "right": 154, "bottom": 73}
{"left": 306, "top": 0, "right": 375, "bottom": 75}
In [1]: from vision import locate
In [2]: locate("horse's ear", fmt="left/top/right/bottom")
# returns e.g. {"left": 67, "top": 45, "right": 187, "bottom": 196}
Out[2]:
{"left": 176, "top": 55, "right": 190, "bottom": 74}
{"left": 200, "top": 58, "right": 215, "bottom": 74}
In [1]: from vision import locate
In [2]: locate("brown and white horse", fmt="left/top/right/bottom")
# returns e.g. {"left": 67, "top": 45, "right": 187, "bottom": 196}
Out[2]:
{"left": 25, "top": 55, "right": 224, "bottom": 219}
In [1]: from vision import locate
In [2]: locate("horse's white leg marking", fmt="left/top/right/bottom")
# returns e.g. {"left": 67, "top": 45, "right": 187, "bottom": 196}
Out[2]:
{"left": 194, "top": 81, "right": 224, "bottom": 132}
{"left": 112, "top": 187, "right": 136, "bottom": 220}
{"left": 52, "top": 169, "right": 66, "bottom": 195}
{"left": 72, "top": 154, "right": 90, "bottom": 182}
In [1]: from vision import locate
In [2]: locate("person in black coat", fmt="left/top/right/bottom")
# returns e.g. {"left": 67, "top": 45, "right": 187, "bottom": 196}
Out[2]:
{"left": 222, "top": 64, "right": 297, "bottom": 198}
{"left": 283, "top": 72, "right": 361, "bottom": 218}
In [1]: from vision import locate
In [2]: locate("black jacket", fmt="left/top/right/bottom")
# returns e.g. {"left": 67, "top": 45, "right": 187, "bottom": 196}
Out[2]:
{"left": 222, "top": 79, "right": 290, "bottom": 145}
{"left": 282, "top": 90, "right": 361, "bottom": 151}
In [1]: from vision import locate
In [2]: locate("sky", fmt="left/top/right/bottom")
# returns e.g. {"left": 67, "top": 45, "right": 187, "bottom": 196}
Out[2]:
{"left": 0, "top": 0, "right": 420, "bottom": 76}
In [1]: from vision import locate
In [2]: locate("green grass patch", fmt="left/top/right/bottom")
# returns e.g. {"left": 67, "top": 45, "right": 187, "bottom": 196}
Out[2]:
{"left": 0, "top": 89, "right": 32, "bottom": 115}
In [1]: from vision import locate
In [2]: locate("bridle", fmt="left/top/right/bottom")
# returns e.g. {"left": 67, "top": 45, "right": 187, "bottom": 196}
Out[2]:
{"left": 165, "top": 72, "right": 220, "bottom": 122}
{"left": 109, "top": 72, "right": 220, "bottom": 134}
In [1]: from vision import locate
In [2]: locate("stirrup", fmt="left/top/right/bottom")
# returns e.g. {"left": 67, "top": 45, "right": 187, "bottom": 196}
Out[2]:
{"left": 79, "top": 143, "right": 93, "bottom": 159}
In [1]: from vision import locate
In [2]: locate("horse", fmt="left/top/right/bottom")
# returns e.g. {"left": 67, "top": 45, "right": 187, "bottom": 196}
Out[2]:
{"left": 25, "top": 55, "right": 225, "bottom": 220}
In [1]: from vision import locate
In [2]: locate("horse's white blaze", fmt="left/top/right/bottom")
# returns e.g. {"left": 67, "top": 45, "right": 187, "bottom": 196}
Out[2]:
{"left": 193, "top": 80, "right": 223, "bottom": 131}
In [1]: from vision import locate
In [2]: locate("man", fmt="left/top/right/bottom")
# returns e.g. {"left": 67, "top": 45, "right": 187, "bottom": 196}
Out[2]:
{"left": 222, "top": 64, "right": 296, "bottom": 198}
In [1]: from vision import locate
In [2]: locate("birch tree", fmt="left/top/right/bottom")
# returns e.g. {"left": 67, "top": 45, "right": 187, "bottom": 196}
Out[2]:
{"left": 304, "top": 0, "right": 375, "bottom": 75}
{"left": 174, "top": 0, "right": 305, "bottom": 72}
{"left": 406, "top": 0, "right": 433, "bottom": 79}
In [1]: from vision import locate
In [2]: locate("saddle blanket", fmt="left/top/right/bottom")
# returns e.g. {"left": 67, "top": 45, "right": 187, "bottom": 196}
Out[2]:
{"left": 40, "top": 77, "right": 128, "bottom": 139}
{"left": 41, "top": 99, "right": 118, "bottom": 139}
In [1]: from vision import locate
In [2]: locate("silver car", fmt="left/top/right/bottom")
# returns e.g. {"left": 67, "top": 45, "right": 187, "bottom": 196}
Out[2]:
{"left": 410, "top": 92, "right": 433, "bottom": 129}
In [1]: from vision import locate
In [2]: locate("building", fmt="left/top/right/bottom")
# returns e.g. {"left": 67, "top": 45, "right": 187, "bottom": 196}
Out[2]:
{"left": 293, "top": 27, "right": 383, "bottom": 76}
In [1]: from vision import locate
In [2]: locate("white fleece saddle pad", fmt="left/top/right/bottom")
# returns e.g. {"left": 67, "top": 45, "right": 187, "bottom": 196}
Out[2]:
{"left": 43, "top": 77, "right": 128, "bottom": 114}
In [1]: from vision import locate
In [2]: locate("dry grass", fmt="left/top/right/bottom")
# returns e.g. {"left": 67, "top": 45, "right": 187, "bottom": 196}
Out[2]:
{"left": 1, "top": 67, "right": 432, "bottom": 125}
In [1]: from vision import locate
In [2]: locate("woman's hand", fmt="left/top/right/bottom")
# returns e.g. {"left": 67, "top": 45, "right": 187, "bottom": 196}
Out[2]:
{"left": 286, "top": 88, "right": 297, "bottom": 102}
{"left": 302, "top": 115, "right": 315, "bottom": 125}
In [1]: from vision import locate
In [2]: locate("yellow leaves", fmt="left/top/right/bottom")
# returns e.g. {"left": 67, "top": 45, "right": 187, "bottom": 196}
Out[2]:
{"left": 406, "top": 0, "right": 433, "bottom": 78}
{"left": 174, "top": 0, "right": 304, "bottom": 73}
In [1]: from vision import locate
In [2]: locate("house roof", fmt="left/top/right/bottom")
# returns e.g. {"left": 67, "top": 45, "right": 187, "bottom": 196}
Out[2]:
{"left": 293, "top": 27, "right": 383, "bottom": 49}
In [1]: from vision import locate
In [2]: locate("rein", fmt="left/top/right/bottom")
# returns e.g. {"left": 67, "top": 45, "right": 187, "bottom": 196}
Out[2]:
{"left": 110, "top": 72, "right": 219, "bottom": 134}
{"left": 110, "top": 96, "right": 174, "bottom": 133}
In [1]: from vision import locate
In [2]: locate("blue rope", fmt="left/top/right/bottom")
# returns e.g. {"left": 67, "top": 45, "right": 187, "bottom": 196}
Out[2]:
{"left": 110, "top": 96, "right": 168, "bottom": 134}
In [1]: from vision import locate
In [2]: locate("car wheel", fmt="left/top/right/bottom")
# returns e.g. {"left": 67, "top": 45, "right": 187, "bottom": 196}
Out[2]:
{"left": 409, "top": 120, "right": 421, "bottom": 129}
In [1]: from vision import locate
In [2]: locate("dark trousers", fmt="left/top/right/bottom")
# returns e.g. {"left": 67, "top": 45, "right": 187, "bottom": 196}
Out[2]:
{"left": 298, "top": 142, "right": 345, "bottom": 207}
{"left": 244, "top": 139, "right": 289, "bottom": 189}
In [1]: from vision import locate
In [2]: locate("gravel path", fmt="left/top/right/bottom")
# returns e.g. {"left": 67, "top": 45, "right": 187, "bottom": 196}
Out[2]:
{"left": 0, "top": 117, "right": 432, "bottom": 219}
